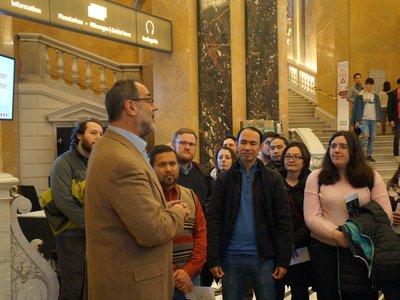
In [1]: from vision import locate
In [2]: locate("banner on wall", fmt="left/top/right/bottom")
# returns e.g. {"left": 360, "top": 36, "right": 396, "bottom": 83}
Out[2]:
{"left": 337, "top": 61, "right": 349, "bottom": 131}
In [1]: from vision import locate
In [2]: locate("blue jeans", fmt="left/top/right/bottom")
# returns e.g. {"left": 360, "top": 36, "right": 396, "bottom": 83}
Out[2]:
{"left": 173, "top": 275, "right": 200, "bottom": 300}
{"left": 360, "top": 119, "right": 376, "bottom": 156}
{"left": 221, "top": 255, "right": 275, "bottom": 300}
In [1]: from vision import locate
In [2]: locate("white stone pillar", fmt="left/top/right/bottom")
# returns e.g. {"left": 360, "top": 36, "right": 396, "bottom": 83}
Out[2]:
{"left": 0, "top": 173, "right": 19, "bottom": 299}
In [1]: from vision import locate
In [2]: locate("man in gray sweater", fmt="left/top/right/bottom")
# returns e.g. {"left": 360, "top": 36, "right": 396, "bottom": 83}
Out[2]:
{"left": 48, "top": 118, "right": 103, "bottom": 300}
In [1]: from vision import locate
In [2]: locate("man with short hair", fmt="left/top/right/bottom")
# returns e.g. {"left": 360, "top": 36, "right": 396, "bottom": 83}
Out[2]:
{"left": 259, "top": 131, "right": 279, "bottom": 165}
{"left": 85, "top": 79, "right": 189, "bottom": 299}
{"left": 388, "top": 78, "right": 400, "bottom": 160}
{"left": 266, "top": 136, "right": 289, "bottom": 172}
{"left": 172, "top": 128, "right": 212, "bottom": 209}
{"left": 150, "top": 145, "right": 207, "bottom": 300}
{"left": 347, "top": 73, "right": 363, "bottom": 104}
{"left": 48, "top": 118, "right": 103, "bottom": 300}
{"left": 207, "top": 126, "right": 292, "bottom": 299}
{"left": 348, "top": 73, "right": 364, "bottom": 135}
{"left": 353, "top": 77, "right": 383, "bottom": 162}
{"left": 172, "top": 128, "right": 213, "bottom": 286}
{"left": 222, "top": 134, "right": 238, "bottom": 154}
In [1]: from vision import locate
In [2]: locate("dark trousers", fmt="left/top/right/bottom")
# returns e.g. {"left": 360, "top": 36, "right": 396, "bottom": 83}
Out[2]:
{"left": 200, "top": 262, "right": 214, "bottom": 286}
{"left": 394, "top": 122, "right": 400, "bottom": 156}
{"left": 55, "top": 234, "right": 86, "bottom": 300}
{"left": 275, "top": 272, "right": 310, "bottom": 300}
{"left": 309, "top": 239, "right": 339, "bottom": 300}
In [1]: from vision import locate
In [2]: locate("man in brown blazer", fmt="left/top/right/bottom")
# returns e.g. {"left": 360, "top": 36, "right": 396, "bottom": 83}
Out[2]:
{"left": 85, "top": 79, "right": 189, "bottom": 299}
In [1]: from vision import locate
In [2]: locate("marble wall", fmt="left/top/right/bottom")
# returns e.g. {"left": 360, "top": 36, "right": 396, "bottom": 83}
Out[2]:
{"left": 314, "top": 0, "right": 400, "bottom": 118}
{"left": 0, "top": 15, "right": 19, "bottom": 177}
{"left": 152, "top": 0, "right": 200, "bottom": 160}
{"left": 197, "top": 0, "right": 232, "bottom": 166}
{"left": 245, "top": 0, "right": 279, "bottom": 121}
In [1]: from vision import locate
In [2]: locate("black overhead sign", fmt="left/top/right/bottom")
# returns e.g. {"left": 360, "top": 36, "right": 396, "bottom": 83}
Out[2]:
{"left": 0, "top": 0, "right": 172, "bottom": 52}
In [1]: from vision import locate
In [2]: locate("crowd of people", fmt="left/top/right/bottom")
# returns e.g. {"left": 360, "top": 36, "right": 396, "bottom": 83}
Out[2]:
{"left": 45, "top": 79, "right": 400, "bottom": 300}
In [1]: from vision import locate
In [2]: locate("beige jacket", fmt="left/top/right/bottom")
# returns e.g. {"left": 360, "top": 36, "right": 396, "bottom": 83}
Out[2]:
{"left": 85, "top": 129, "right": 184, "bottom": 300}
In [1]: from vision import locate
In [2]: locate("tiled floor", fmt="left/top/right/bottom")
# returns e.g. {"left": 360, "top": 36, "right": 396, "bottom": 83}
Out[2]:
{"left": 214, "top": 287, "right": 318, "bottom": 299}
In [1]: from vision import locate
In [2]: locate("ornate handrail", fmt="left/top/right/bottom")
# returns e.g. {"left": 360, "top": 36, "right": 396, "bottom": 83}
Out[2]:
{"left": 288, "top": 59, "right": 317, "bottom": 101}
{"left": 0, "top": 173, "right": 59, "bottom": 299}
{"left": 18, "top": 33, "right": 142, "bottom": 94}
{"left": 11, "top": 193, "right": 59, "bottom": 300}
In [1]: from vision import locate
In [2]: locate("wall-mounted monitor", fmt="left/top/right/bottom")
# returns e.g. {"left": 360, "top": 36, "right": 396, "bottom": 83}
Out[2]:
{"left": 0, "top": 54, "right": 15, "bottom": 121}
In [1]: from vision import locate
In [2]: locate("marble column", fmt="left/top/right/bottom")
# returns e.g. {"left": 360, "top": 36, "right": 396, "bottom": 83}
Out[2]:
{"left": 231, "top": 0, "right": 247, "bottom": 136}
{"left": 197, "top": 0, "right": 232, "bottom": 166}
{"left": 245, "top": 0, "right": 280, "bottom": 121}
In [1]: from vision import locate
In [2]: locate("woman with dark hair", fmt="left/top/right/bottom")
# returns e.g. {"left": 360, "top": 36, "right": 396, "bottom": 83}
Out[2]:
{"left": 275, "top": 142, "right": 313, "bottom": 300}
{"left": 379, "top": 81, "right": 391, "bottom": 135}
{"left": 210, "top": 146, "right": 237, "bottom": 180}
{"left": 304, "top": 131, "right": 393, "bottom": 300}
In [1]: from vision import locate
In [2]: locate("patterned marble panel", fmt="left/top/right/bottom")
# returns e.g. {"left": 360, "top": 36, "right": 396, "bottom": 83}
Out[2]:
{"left": 245, "top": 0, "right": 279, "bottom": 121}
{"left": 198, "top": 0, "right": 232, "bottom": 167}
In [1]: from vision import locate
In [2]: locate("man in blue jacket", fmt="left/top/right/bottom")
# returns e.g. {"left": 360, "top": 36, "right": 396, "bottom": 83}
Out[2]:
{"left": 207, "top": 126, "right": 292, "bottom": 299}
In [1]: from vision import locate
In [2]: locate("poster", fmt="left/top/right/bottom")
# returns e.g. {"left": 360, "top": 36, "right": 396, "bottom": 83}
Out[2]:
{"left": 337, "top": 61, "right": 349, "bottom": 131}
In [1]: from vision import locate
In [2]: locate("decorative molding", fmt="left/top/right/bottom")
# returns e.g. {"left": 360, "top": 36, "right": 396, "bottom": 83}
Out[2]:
{"left": 17, "top": 82, "right": 104, "bottom": 105}
{"left": 46, "top": 102, "right": 108, "bottom": 125}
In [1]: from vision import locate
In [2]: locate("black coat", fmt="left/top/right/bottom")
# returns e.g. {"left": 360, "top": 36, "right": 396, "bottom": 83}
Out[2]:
{"left": 285, "top": 173, "right": 311, "bottom": 249}
{"left": 340, "top": 201, "right": 400, "bottom": 285}
{"left": 283, "top": 172, "right": 314, "bottom": 287}
{"left": 207, "top": 159, "right": 293, "bottom": 269}
{"left": 387, "top": 88, "right": 400, "bottom": 124}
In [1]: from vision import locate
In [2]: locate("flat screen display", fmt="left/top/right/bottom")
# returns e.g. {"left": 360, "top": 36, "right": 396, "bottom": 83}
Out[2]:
{"left": 0, "top": 54, "right": 15, "bottom": 120}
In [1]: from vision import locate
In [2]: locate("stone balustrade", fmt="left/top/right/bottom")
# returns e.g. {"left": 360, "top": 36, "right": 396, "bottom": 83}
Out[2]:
{"left": 288, "top": 60, "right": 317, "bottom": 101}
{"left": 17, "top": 33, "right": 141, "bottom": 95}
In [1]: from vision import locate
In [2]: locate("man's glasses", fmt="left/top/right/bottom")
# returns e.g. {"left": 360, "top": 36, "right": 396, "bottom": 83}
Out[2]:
{"left": 283, "top": 154, "right": 303, "bottom": 161}
{"left": 175, "top": 140, "right": 197, "bottom": 148}
{"left": 130, "top": 97, "right": 154, "bottom": 105}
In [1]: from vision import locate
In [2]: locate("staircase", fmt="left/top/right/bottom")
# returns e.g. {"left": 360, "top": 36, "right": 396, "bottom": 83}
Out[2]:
{"left": 288, "top": 89, "right": 398, "bottom": 182}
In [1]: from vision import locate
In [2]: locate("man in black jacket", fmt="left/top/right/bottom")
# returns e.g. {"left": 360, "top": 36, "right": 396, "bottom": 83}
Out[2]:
{"left": 172, "top": 127, "right": 213, "bottom": 286}
{"left": 388, "top": 78, "right": 400, "bottom": 160}
{"left": 207, "top": 126, "right": 292, "bottom": 299}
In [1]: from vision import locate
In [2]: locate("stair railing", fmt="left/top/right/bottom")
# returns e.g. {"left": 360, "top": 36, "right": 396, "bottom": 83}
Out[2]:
{"left": 17, "top": 33, "right": 141, "bottom": 95}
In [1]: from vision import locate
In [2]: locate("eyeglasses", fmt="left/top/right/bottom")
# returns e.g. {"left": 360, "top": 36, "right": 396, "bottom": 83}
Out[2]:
{"left": 329, "top": 143, "right": 349, "bottom": 150}
{"left": 175, "top": 140, "right": 197, "bottom": 148}
{"left": 130, "top": 97, "right": 154, "bottom": 105}
{"left": 283, "top": 154, "right": 303, "bottom": 161}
